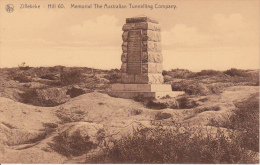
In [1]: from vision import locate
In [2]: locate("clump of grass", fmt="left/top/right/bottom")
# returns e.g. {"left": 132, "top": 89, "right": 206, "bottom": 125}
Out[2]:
{"left": 42, "top": 122, "right": 58, "bottom": 129}
{"left": 209, "top": 94, "right": 259, "bottom": 152}
{"left": 133, "top": 95, "right": 149, "bottom": 102}
{"left": 176, "top": 96, "right": 199, "bottom": 109}
{"left": 18, "top": 88, "right": 61, "bottom": 107}
{"left": 66, "top": 87, "right": 85, "bottom": 98}
{"left": 47, "top": 130, "right": 98, "bottom": 158}
{"left": 166, "top": 68, "right": 194, "bottom": 78}
{"left": 88, "top": 125, "right": 256, "bottom": 164}
{"left": 129, "top": 108, "right": 143, "bottom": 116}
{"left": 56, "top": 107, "right": 86, "bottom": 123}
{"left": 154, "top": 112, "right": 172, "bottom": 120}
{"left": 13, "top": 73, "right": 32, "bottom": 82}
{"left": 104, "top": 72, "right": 121, "bottom": 83}
{"left": 224, "top": 68, "right": 249, "bottom": 77}
{"left": 146, "top": 100, "right": 168, "bottom": 109}
{"left": 194, "top": 105, "right": 221, "bottom": 113}
{"left": 60, "top": 69, "right": 85, "bottom": 85}
{"left": 194, "top": 69, "right": 222, "bottom": 77}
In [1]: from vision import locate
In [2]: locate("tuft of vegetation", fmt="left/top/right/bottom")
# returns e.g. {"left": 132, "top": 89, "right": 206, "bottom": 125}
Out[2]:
{"left": 88, "top": 125, "right": 257, "bottom": 164}
{"left": 13, "top": 73, "right": 32, "bottom": 82}
{"left": 104, "top": 72, "right": 121, "bottom": 83}
{"left": 167, "top": 68, "right": 194, "bottom": 79}
{"left": 55, "top": 107, "right": 86, "bottom": 123}
{"left": 194, "top": 69, "right": 222, "bottom": 77}
{"left": 224, "top": 68, "right": 249, "bottom": 77}
{"left": 129, "top": 108, "right": 143, "bottom": 116}
{"left": 60, "top": 69, "right": 85, "bottom": 85}
{"left": 209, "top": 94, "right": 259, "bottom": 152}
{"left": 162, "top": 70, "right": 168, "bottom": 76}
{"left": 66, "top": 87, "right": 85, "bottom": 98}
{"left": 48, "top": 130, "right": 98, "bottom": 158}
{"left": 18, "top": 88, "right": 62, "bottom": 107}
{"left": 146, "top": 100, "right": 168, "bottom": 109}
{"left": 176, "top": 96, "right": 199, "bottom": 109}
{"left": 18, "top": 62, "right": 30, "bottom": 70}
{"left": 154, "top": 112, "right": 172, "bottom": 120}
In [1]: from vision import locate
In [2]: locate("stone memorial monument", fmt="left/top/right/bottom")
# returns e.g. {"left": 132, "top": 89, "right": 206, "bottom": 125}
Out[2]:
{"left": 109, "top": 16, "right": 184, "bottom": 99}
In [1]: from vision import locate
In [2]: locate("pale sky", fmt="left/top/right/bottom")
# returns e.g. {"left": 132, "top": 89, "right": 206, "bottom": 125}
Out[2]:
{"left": 0, "top": 0, "right": 259, "bottom": 71}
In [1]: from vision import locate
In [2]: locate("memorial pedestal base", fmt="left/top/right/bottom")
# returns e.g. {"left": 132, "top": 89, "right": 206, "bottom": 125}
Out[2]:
{"left": 108, "top": 84, "right": 185, "bottom": 99}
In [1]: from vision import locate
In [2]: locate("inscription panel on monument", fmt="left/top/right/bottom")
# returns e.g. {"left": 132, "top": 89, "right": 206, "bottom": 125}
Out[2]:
{"left": 127, "top": 30, "right": 142, "bottom": 74}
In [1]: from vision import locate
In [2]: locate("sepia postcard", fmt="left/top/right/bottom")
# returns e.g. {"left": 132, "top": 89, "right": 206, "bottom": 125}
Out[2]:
{"left": 0, "top": 0, "right": 259, "bottom": 164}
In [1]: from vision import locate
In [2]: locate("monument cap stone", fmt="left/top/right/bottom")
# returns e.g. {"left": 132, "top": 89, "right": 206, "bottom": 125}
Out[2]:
{"left": 126, "top": 16, "right": 159, "bottom": 24}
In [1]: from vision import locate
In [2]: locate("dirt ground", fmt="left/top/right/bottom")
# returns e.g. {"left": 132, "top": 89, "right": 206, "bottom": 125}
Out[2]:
{"left": 0, "top": 85, "right": 258, "bottom": 163}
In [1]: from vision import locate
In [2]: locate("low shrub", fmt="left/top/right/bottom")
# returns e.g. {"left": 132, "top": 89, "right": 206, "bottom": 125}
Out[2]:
{"left": 154, "top": 112, "right": 172, "bottom": 120}
{"left": 162, "top": 70, "right": 168, "bottom": 76}
{"left": 133, "top": 95, "right": 150, "bottom": 102}
{"left": 18, "top": 88, "right": 62, "bottom": 107}
{"left": 104, "top": 73, "right": 121, "bottom": 83}
{"left": 88, "top": 126, "right": 256, "bottom": 164}
{"left": 66, "top": 87, "right": 85, "bottom": 98}
{"left": 146, "top": 99, "right": 179, "bottom": 109}
{"left": 40, "top": 74, "right": 57, "bottom": 80}
{"left": 146, "top": 100, "right": 168, "bottom": 109}
{"left": 13, "top": 73, "right": 32, "bottom": 82}
{"left": 48, "top": 130, "right": 97, "bottom": 158}
{"left": 55, "top": 107, "right": 85, "bottom": 123}
{"left": 167, "top": 69, "right": 194, "bottom": 78}
{"left": 176, "top": 96, "right": 199, "bottom": 109}
{"left": 60, "top": 70, "right": 85, "bottom": 85}
{"left": 209, "top": 94, "right": 259, "bottom": 152}
{"left": 129, "top": 108, "right": 143, "bottom": 115}
{"left": 194, "top": 69, "right": 222, "bottom": 77}
{"left": 224, "top": 68, "right": 249, "bottom": 77}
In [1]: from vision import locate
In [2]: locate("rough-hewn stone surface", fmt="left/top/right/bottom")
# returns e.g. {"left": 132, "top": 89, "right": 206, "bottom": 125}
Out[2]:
{"left": 142, "top": 52, "right": 163, "bottom": 63}
{"left": 123, "top": 30, "right": 161, "bottom": 42}
{"left": 142, "top": 63, "right": 163, "bottom": 73}
{"left": 121, "top": 63, "right": 127, "bottom": 73}
{"left": 142, "top": 41, "right": 162, "bottom": 52}
{"left": 121, "top": 73, "right": 135, "bottom": 84}
{"left": 122, "top": 42, "right": 127, "bottom": 52}
{"left": 142, "top": 30, "right": 161, "bottom": 42}
{"left": 126, "top": 17, "right": 159, "bottom": 24}
{"left": 120, "top": 16, "right": 165, "bottom": 84}
{"left": 110, "top": 16, "right": 180, "bottom": 98}
{"left": 135, "top": 73, "right": 164, "bottom": 84}
{"left": 121, "top": 53, "right": 127, "bottom": 63}
{"left": 122, "top": 22, "right": 161, "bottom": 32}
{"left": 122, "top": 31, "right": 128, "bottom": 42}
